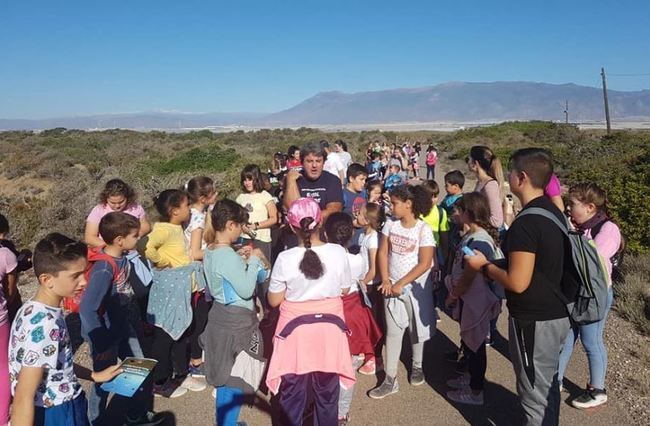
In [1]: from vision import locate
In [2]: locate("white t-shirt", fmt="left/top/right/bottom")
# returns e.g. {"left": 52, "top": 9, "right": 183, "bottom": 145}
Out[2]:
{"left": 347, "top": 252, "right": 364, "bottom": 293}
{"left": 9, "top": 300, "right": 82, "bottom": 407}
{"left": 269, "top": 243, "right": 351, "bottom": 302}
{"left": 339, "top": 151, "right": 352, "bottom": 170}
{"left": 324, "top": 153, "right": 345, "bottom": 179}
{"left": 358, "top": 230, "right": 379, "bottom": 283}
{"left": 381, "top": 219, "right": 435, "bottom": 283}
{"left": 184, "top": 207, "right": 207, "bottom": 253}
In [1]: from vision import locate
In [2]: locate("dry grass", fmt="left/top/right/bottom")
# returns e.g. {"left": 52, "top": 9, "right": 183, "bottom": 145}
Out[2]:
{"left": 614, "top": 254, "right": 650, "bottom": 336}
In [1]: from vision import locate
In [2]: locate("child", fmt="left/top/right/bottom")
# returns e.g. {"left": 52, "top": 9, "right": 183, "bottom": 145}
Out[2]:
{"left": 420, "top": 180, "right": 450, "bottom": 268}
{"left": 366, "top": 151, "right": 383, "bottom": 182}
{"left": 383, "top": 164, "right": 406, "bottom": 191}
{"left": 9, "top": 233, "right": 121, "bottom": 426}
{"left": 84, "top": 179, "right": 151, "bottom": 247}
{"left": 370, "top": 184, "right": 436, "bottom": 399}
{"left": 343, "top": 163, "right": 368, "bottom": 218}
{"left": 145, "top": 189, "right": 206, "bottom": 398}
{"left": 409, "top": 148, "right": 419, "bottom": 178}
{"left": 444, "top": 193, "right": 502, "bottom": 405}
{"left": 440, "top": 170, "right": 465, "bottom": 216}
{"left": 325, "top": 213, "right": 382, "bottom": 424}
{"left": 266, "top": 198, "right": 355, "bottom": 425}
{"left": 0, "top": 214, "right": 31, "bottom": 324}
{"left": 286, "top": 145, "right": 302, "bottom": 170}
{"left": 425, "top": 145, "right": 437, "bottom": 180}
{"left": 184, "top": 176, "right": 218, "bottom": 377}
{"left": 366, "top": 181, "right": 383, "bottom": 205}
{"left": 200, "top": 199, "right": 269, "bottom": 425}
{"left": 557, "top": 183, "right": 622, "bottom": 409}
{"left": 79, "top": 212, "right": 164, "bottom": 425}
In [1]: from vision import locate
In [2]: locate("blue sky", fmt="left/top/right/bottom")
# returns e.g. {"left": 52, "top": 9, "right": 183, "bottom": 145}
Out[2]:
{"left": 2, "top": 0, "right": 649, "bottom": 118}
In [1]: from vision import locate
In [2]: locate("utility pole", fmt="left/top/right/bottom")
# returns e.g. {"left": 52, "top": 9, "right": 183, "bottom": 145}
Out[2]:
{"left": 601, "top": 67, "right": 611, "bottom": 134}
{"left": 564, "top": 100, "right": 569, "bottom": 124}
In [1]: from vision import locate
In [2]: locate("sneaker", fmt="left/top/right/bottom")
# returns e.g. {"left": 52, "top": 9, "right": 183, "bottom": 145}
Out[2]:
{"left": 338, "top": 414, "right": 349, "bottom": 425}
{"left": 447, "top": 388, "right": 484, "bottom": 405}
{"left": 153, "top": 380, "right": 188, "bottom": 398}
{"left": 560, "top": 384, "right": 568, "bottom": 393}
{"left": 410, "top": 367, "right": 425, "bottom": 386}
{"left": 368, "top": 376, "right": 399, "bottom": 399}
{"left": 124, "top": 411, "right": 169, "bottom": 426}
{"left": 212, "top": 387, "right": 217, "bottom": 399}
{"left": 571, "top": 388, "right": 608, "bottom": 409}
{"left": 358, "top": 358, "right": 376, "bottom": 375}
{"left": 188, "top": 363, "right": 205, "bottom": 378}
{"left": 446, "top": 373, "right": 471, "bottom": 389}
{"left": 177, "top": 375, "right": 207, "bottom": 392}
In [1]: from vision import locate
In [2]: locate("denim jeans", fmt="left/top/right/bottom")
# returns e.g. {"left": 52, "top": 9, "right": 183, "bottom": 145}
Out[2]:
{"left": 558, "top": 287, "right": 614, "bottom": 389}
{"left": 87, "top": 321, "right": 149, "bottom": 425}
{"left": 34, "top": 392, "right": 89, "bottom": 426}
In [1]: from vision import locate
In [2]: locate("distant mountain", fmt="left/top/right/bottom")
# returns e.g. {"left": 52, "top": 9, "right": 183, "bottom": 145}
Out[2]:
{"left": 2, "top": 81, "right": 650, "bottom": 130}
{"left": 0, "top": 112, "right": 264, "bottom": 131}
{"left": 260, "top": 81, "right": 650, "bottom": 125}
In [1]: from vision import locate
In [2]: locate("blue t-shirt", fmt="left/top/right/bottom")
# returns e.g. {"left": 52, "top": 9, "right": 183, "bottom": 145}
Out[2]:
{"left": 343, "top": 188, "right": 367, "bottom": 217}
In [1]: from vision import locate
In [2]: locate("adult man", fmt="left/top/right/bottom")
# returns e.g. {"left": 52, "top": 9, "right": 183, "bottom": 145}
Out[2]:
{"left": 284, "top": 141, "right": 343, "bottom": 222}
{"left": 320, "top": 141, "right": 346, "bottom": 183}
{"left": 465, "top": 148, "right": 576, "bottom": 426}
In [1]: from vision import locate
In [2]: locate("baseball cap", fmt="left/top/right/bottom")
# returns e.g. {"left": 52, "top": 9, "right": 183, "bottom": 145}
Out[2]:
{"left": 287, "top": 198, "right": 322, "bottom": 230}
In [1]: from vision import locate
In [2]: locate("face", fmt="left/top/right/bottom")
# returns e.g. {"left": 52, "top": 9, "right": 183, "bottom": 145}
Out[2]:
{"left": 107, "top": 195, "right": 127, "bottom": 212}
{"left": 390, "top": 196, "right": 412, "bottom": 219}
{"left": 226, "top": 220, "right": 244, "bottom": 243}
{"left": 508, "top": 168, "right": 524, "bottom": 197}
{"left": 466, "top": 157, "right": 478, "bottom": 173}
{"left": 118, "top": 229, "right": 140, "bottom": 251}
{"left": 204, "top": 190, "right": 218, "bottom": 206}
{"left": 445, "top": 181, "right": 459, "bottom": 195}
{"left": 243, "top": 177, "right": 255, "bottom": 193}
{"left": 335, "top": 143, "right": 343, "bottom": 153}
{"left": 302, "top": 153, "right": 324, "bottom": 180}
{"left": 357, "top": 205, "right": 369, "bottom": 226}
{"left": 568, "top": 197, "right": 596, "bottom": 225}
{"left": 173, "top": 197, "right": 191, "bottom": 222}
{"left": 293, "top": 150, "right": 301, "bottom": 160}
{"left": 349, "top": 174, "right": 367, "bottom": 192}
{"left": 43, "top": 258, "right": 88, "bottom": 298}
{"left": 368, "top": 185, "right": 381, "bottom": 202}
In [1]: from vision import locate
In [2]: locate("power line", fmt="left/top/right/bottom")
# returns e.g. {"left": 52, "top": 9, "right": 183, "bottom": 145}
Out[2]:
{"left": 607, "top": 73, "right": 650, "bottom": 76}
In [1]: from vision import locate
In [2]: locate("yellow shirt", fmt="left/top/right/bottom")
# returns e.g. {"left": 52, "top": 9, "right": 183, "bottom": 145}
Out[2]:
{"left": 145, "top": 222, "right": 196, "bottom": 291}
{"left": 421, "top": 205, "right": 449, "bottom": 246}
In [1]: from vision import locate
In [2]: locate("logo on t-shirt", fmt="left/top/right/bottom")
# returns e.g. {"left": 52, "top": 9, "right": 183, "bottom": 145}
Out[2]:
{"left": 389, "top": 232, "right": 417, "bottom": 255}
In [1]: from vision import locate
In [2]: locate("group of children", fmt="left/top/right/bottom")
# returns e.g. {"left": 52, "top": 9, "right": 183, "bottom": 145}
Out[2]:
{"left": 1, "top": 141, "right": 623, "bottom": 426}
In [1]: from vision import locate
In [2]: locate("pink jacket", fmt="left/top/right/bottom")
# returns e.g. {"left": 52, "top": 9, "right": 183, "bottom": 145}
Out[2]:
{"left": 266, "top": 298, "right": 356, "bottom": 395}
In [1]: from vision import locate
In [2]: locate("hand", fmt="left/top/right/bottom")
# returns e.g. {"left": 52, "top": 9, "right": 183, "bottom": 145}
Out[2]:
{"left": 250, "top": 248, "right": 270, "bottom": 268}
{"left": 286, "top": 168, "right": 301, "bottom": 183}
{"left": 389, "top": 282, "right": 404, "bottom": 297}
{"left": 378, "top": 280, "right": 393, "bottom": 296}
{"left": 237, "top": 246, "right": 252, "bottom": 259}
{"left": 464, "top": 250, "right": 489, "bottom": 271}
{"left": 91, "top": 363, "right": 122, "bottom": 383}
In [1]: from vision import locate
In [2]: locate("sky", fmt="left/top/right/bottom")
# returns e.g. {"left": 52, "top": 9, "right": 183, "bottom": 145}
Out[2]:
{"left": 2, "top": 0, "right": 650, "bottom": 119}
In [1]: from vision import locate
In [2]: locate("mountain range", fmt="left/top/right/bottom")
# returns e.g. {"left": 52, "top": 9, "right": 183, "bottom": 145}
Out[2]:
{"left": 2, "top": 81, "right": 650, "bottom": 130}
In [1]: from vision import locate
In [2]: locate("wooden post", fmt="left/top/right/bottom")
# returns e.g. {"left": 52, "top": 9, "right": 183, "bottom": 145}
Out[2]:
{"left": 601, "top": 67, "right": 612, "bottom": 134}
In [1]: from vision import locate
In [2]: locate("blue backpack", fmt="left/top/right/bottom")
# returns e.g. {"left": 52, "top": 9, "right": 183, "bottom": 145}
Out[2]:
{"left": 516, "top": 208, "right": 610, "bottom": 325}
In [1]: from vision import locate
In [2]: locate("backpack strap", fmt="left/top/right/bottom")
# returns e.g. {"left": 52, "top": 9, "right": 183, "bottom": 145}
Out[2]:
{"left": 437, "top": 205, "right": 445, "bottom": 231}
{"left": 516, "top": 207, "right": 570, "bottom": 236}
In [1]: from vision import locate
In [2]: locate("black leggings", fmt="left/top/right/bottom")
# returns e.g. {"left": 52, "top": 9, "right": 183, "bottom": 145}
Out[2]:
{"left": 188, "top": 292, "right": 211, "bottom": 360}
{"left": 426, "top": 164, "right": 435, "bottom": 180}
{"left": 465, "top": 340, "right": 487, "bottom": 391}
{"left": 150, "top": 326, "right": 189, "bottom": 384}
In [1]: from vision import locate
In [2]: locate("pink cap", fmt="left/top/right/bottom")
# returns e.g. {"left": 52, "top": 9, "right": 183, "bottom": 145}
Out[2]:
{"left": 287, "top": 197, "right": 322, "bottom": 230}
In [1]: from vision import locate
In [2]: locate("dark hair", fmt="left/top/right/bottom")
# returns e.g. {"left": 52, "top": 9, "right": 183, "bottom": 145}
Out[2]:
{"left": 99, "top": 179, "right": 136, "bottom": 206}
{"left": 288, "top": 145, "right": 300, "bottom": 157}
{"left": 186, "top": 176, "right": 215, "bottom": 204}
{"left": 569, "top": 183, "right": 610, "bottom": 216}
{"left": 444, "top": 170, "right": 465, "bottom": 189}
{"left": 240, "top": 164, "right": 265, "bottom": 193}
{"left": 370, "top": 151, "right": 381, "bottom": 161}
{"left": 99, "top": 212, "right": 140, "bottom": 244}
{"left": 295, "top": 217, "right": 325, "bottom": 280}
{"left": 421, "top": 180, "right": 440, "bottom": 198}
{"left": 335, "top": 139, "right": 348, "bottom": 152}
{"left": 469, "top": 146, "right": 505, "bottom": 188}
{"left": 209, "top": 199, "right": 249, "bottom": 234}
{"left": 366, "top": 180, "right": 383, "bottom": 195}
{"left": 33, "top": 233, "right": 87, "bottom": 278}
{"left": 389, "top": 184, "right": 433, "bottom": 218}
{"left": 153, "top": 189, "right": 187, "bottom": 222}
{"left": 457, "top": 192, "right": 500, "bottom": 244}
{"left": 0, "top": 213, "right": 8, "bottom": 235}
{"left": 347, "top": 163, "right": 368, "bottom": 181}
{"left": 324, "top": 212, "right": 354, "bottom": 246}
{"left": 427, "top": 145, "right": 436, "bottom": 152}
{"left": 509, "top": 148, "right": 553, "bottom": 189}
{"left": 363, "top": 202, "right": 385, "bottom": 232}
{"left": 300, "top": 141, "right": 326, "bottom": 162}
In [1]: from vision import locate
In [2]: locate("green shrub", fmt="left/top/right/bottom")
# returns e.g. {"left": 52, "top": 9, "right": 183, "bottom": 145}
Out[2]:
{"left": 149, "top": 147, "right": 240, "bottom": 175}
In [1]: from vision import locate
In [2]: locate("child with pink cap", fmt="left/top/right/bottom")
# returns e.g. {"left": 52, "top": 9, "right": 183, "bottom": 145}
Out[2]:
{"left": 266, "top": 198, "right": 355, "bottom": 425}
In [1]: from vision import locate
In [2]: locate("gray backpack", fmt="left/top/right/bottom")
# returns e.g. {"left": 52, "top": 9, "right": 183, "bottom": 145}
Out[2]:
{"left": 517, "top": 208, "right": 610, "bottom": 325}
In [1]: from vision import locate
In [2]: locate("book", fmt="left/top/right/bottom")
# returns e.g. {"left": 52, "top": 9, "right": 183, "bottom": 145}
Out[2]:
{"left": 100, "top": 357, "right": 158, "bottom": 397}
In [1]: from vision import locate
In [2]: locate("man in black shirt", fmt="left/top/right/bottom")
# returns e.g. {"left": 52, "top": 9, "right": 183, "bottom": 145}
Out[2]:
{"left": 466, "top": 148, "right": 571, "bottom": 426}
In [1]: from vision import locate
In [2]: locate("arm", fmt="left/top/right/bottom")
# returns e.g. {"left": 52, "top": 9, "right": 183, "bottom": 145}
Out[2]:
{"left": 361, "top": 247, "right": 378, "bottom": 287}
{"left": 283, "top": 169, "right": 301, "bottom": 210}
{"left": 11, "top": 367, "right": 42, "bottom": 426}
{"left": 484, "top": 181, "right": 504, "bottom": 228}
{"left": 74, "top": 363, "right": 122, "bottom": 383}
{"left": 592, "top": 222, "right": 621, "bottom": 262}
{"left": 268, "top": 289, "right": 285, "bottom": 308}
{"left": 78, "top": 264, "right": 114, "bottom": 355}
{"left": 550, "top": 196, "right": 564, "bottom": 213}
{"left": 144, "top": 226, "right": 170, "bottom": 267}
{"left": 321, "top": 202, "right": 343, "bottom": 222}
{"left": 466, "top": 250, "right": 535, "bottom": 294}
{"left": 257, "top": 200, "right": 278, "bottom": 229}
{"left": 221, "top": 252, "right": 261, "bottom": 300}
{"left": 84, "top": 221, "right": 106, "bottom": 248}
{"left": 377, "top": 233, "right": 390, "bottom": 290}
{"left": 189, "top": 228, "right": 204, "bottom": 261}
{"left": 138, "top": 216, "right": 152, "bottom": 237}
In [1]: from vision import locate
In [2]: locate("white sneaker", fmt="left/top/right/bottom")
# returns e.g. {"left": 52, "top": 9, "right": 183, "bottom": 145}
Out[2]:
{"left": 446, "top": 373, "right": 471, "bottom": 389}
{"left": 447, "top": 388, "right": 484, "bottom": 405}
{"left": 571, "top": 389, "right": 608, "bottom": 409}
{"left": 153, "top": 380, "right": 188, "bottom": 398}
{"left": 178, "top": 375, "right": 207, "bottom": 392}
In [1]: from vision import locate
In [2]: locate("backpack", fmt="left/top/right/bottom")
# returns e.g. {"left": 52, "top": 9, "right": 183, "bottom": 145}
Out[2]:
{"left": 517, "top": 207, "right": 610, "bottom": 325}
{"left": 466, "top": 231, "right": 506, "bottom": 299}
{"left": 62, "top": 246, "right": 119, "bottom": 313}
{"left": 426, "top": 151, "right": 437, "bottom": 166}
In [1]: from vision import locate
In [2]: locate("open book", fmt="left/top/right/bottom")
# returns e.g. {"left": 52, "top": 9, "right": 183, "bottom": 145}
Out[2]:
{"left": 101, "top": 357, "right": 158, "bottom": 397}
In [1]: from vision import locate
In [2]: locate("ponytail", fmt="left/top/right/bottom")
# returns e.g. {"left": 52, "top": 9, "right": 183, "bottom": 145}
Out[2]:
{"left": 298, "top": 217, "right": 325, "bottom": 279}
